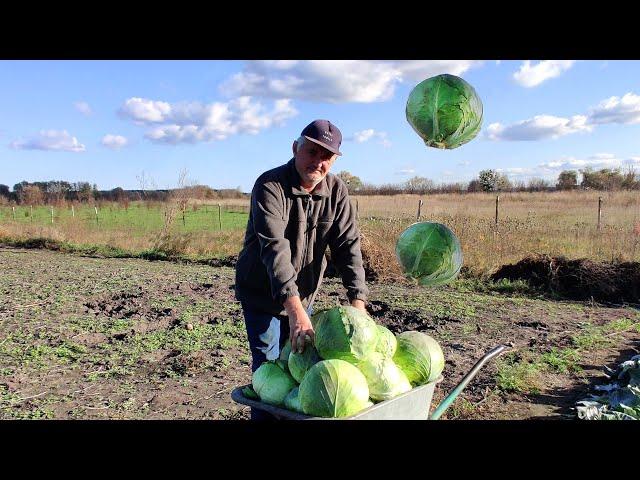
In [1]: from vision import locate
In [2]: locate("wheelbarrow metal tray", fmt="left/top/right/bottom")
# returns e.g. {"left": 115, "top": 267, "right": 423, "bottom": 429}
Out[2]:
{"left": 231, "top": 376, "right": 442, "bottom": 420}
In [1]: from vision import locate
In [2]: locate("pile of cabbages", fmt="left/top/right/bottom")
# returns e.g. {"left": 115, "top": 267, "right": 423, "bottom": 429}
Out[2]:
{"left": 243, "top": 305, "right": 445, "bottom": 418}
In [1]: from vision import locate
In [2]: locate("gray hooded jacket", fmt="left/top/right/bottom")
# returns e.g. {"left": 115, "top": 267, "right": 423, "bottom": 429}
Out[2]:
{"left": 235, "top": 158, "right": 368, "bottom": 317}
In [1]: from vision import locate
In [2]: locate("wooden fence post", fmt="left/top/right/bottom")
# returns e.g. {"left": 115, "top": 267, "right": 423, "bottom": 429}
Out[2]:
{"left": 356, "top": 198, "right": 359, "bottom": 220}
{"left": 71, "top": 205, "right": 75, "bottom": 218}
{"left": 12, "top": 206, "right": 15, "bottom": 221}
{"left": 495, "top": 195, "right": 500, "bottom": 229}
{"left": 597, "top": 196, "right": 602, "bottom": 231}
{"left": 95, "top": 206, "right": 99, "bottom": 226}
{"left": 416, "top": 199, "right": 423, "bottom": 221}
{"left": 218, "top": 204, "right": 222, "bottom": 230}
{"left": 51, "top": 206, "right": 54, "bottom": 224}
{"left": 30, "top": 205, "right": 33, "bottom": 222}
{"left": 182, "top": 205, "right": 186, "bottom": 227}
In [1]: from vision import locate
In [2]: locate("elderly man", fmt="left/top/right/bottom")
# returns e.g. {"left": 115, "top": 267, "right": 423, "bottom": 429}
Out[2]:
{"left": 235, "top": 119, "right": 369, "bottom": 419}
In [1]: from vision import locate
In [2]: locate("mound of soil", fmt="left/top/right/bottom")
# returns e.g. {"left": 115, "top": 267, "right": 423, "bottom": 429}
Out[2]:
{"left": 492, "top": 254, "right": 640, "bottom": 304}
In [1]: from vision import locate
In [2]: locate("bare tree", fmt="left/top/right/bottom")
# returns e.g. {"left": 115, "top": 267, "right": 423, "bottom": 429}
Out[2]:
{"left": 152, "top": 169, "right": 194, "bottom": 252}
{"left": 404, "top": 176, "right": 434, "bottom": 194}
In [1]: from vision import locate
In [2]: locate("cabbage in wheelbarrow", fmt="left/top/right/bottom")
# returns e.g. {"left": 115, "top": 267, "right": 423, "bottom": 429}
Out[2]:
{"left": 248, "top": 306, "right": 446, "bottom": 418}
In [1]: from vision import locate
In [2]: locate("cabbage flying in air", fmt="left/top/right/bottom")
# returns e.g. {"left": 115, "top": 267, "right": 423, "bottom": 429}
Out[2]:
{"left": 393, "top": 331, "right": 445, "bottom": 386}
{"left": 252, "top": 361, "right": 297, "bottom": 406}
{"left": 358, "top": 352, "right": 412, "bottom": 402}
{"left": 395, "top": 222, "right": 463, "bottom": 286}
{"left": 299, "top": 359, "right": 373, "bottom": 418}
{"left": 406, "top": 74, "right": 483, "bottom": 150}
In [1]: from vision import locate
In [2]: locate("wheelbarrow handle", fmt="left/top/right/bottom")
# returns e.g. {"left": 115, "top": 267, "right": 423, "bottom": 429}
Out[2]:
{"left": 430, "top": 344, "right": 510, "bottom": 420}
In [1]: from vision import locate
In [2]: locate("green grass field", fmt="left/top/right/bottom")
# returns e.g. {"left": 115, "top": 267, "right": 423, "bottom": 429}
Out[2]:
{"left": 0, "top": 203, "right": 249, "bottom": 237}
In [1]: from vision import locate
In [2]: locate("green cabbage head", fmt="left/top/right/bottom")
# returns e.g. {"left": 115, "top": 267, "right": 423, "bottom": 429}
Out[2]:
{"left": 358, "top": 352, "right": 412, "bottom": 402}
{"left": 313, "top": 306, "right": 379, "bottom": 365}
{"left": 375, "top": 325, "right": 397, "bottom": 358}
{"left": 395, "top": 222, "right": 463, "bottom": 286}
{"left": 288, "top": 342, "right": 321, "bottom": 383}
{"left": 283, "top": 386, "right": 304, "bottom": 413}
{"left": 393, "top": 331, "right": 445, "bottom": 386}
{"left": 299, "top": 359, "right": 372, "bottom": 418}
{"left": 252, "top": 361, "right": 297, "bottom": 406}
{"left": 279, "top": 342, "right": 292, "bottom": 362}
{"left": 406, "top": 73, "right": 483, "bottom": 150}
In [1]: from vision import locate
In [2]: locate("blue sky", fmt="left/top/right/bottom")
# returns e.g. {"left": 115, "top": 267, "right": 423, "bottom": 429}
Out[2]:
{"left": 1, "top": 60, "right": 639, "bottom": 192}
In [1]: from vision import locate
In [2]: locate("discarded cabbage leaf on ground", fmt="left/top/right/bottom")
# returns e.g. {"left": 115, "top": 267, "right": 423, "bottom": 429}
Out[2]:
{"left": 576, "top": 355, "right": 640, "bottom": 420}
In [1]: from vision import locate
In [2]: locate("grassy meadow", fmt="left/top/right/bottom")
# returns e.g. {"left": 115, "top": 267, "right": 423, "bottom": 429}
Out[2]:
{"left": 1, "top": 190, "right": 639, "bottom": 276}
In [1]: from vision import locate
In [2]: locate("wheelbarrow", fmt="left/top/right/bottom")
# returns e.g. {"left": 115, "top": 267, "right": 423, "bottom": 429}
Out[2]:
{"left": 231, "top": 344, "right": 509, "bottom": 420}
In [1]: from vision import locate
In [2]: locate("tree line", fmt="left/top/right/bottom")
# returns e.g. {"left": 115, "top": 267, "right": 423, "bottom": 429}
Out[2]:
{"left": 0, "top": 180, "right": 247, "bottom": 206}
{"left": 337, "top": 167, "right": 640, "bottom": 195}
{"left": 2, "top": 166, "right": 638, "bottom": 205}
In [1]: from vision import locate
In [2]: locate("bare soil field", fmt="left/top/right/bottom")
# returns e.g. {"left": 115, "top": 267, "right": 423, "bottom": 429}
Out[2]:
{"left": 1, "top": 246, "right": 638, "bottom": 420}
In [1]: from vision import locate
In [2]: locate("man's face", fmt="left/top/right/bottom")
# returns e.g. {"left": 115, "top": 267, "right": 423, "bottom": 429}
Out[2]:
{"left": 293, "top": 139, "right": 338, "bottom": 188}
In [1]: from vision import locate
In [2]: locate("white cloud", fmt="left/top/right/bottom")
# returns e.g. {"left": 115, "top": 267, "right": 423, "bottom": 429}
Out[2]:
{"left": 395, "top": 167, "right": 416, "bottom": 175}
{"left": 119, "top": 98, "right": 172, "bottom": 124}
{"left": 348, "top": 129, "right": 391, "bottom": 147}
{"left": 219, "top": 60, "right": 483, "bottom": 104}
{"left": 496, "top": 167, "right": 537, "bottom": 178}
{"left": 74, "top": 101, "right": 93, "bottom": 116}
{"left": 379, "top": 137, "right": 392, "bottom": 148}
{"left": 10, "top": 130, "right": 85, "bottom": 152}
{"left": 487, "top": 115, "right": 593, "bottom": 141}
{"left": 121, "top": 96, "right": 298, "bottom": 145}
{"left": 101, "top": 134, "right": 128, "bottom": 150}
{"left": 392, "top": 60, "right": 484, "bottom": 83}
{"left": 352, "top": 129, "right": 375, "bottom": 142}
{"left": 538, "top": 154, "right": 640, "bottom": 173}
{"left": 458, "top": 160, "right": 472, "bottom": 166}
{"left": 475, "top": 154, "right": 640, "bottom": 184}
{"left": 487, "top": 91, "right": 640, "bottom": 144}
{"left": 587, "top": 153, "right": 616, "bottom": 160}
{"left": 513, "top": 60, "right": 575, "bottom": 87}
{"left": 588, "top": 93, "right": 640, "bottom": 125}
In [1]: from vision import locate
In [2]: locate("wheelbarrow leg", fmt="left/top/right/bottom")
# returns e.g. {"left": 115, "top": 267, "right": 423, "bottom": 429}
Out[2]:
{"left": 430, "top": 344, "right": 509, "bottom": 420}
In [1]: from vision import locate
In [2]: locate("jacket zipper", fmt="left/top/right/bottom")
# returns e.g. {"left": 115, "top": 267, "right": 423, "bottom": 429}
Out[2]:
{"left": 301, "top": 195, "right": 312, "bottom": 284}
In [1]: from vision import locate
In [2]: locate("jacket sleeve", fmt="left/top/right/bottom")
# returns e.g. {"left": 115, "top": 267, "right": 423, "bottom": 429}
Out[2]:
{"left": 251, "top": 179, "right": 300, "bottom": 303}
{"left": 328, "top": 187, "right": 369, "bottom": 303}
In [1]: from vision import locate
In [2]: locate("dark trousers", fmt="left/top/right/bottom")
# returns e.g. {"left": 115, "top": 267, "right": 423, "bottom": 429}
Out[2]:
{"left": 241, "top": 302, "right": 313, "bottom": 421}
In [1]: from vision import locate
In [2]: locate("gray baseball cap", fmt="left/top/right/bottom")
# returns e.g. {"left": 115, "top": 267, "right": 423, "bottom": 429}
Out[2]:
{"left": 300, "top": 119, "right": 342, "bottom": 156}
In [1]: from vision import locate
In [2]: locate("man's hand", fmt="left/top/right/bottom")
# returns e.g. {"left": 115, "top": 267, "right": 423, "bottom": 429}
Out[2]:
{"left": 351, "top": 299, "right": 366, "bottom": 313}
{"left": 284, "top": 296, "right": 315, "bottom": 354}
